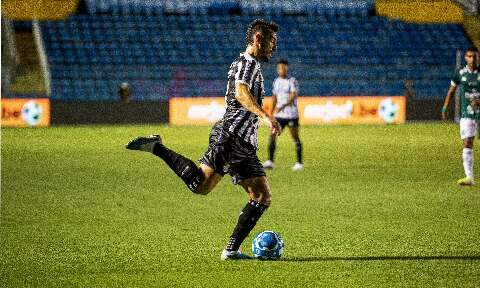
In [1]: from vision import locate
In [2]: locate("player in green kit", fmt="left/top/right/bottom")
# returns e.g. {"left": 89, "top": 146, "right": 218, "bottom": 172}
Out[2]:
{"left": 442, "top": 46, "right": 480, "bottom": 186}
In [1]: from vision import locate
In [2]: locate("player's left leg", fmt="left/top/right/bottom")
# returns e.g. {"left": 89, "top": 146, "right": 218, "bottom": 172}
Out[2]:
{"left": 221, "top": 176, "right": 271, "bottom": 260}
{"left": 221, "top": 142, "right": 270, "bottom": 260}
{"left": 458, "top": 118, "right": 476, "bottom": 185}
{"left": 288, "top": 119, "right": 303, "bottom": 171}
{"left": 459, "top": 137, "right": 475, "bottom": 186}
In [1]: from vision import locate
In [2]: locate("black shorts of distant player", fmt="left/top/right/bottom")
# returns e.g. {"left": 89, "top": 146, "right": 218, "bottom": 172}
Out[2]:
{"left": 275, "top": 117, "right": 299, "bottom": 129}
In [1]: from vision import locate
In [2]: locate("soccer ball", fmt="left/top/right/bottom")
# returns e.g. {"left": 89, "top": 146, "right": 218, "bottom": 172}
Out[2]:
{"left": 252, "top": 231, "right": 284, "bottom": 260}
{"left": 21, "top": 100, "right": 43, "bottom": 126}
{"left": 378, "top": 98, "right": 398, "bottom": 124}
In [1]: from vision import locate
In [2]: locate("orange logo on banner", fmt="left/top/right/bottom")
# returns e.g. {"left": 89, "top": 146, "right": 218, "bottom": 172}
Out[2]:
{"left": 169, "top": 96, "right": 406, "bottom": 125}
{"left": 1, "top": 99, "right": 51, "bottom": 127}
{"left": 170, "top": 97, "right": 226, "bottom": 125}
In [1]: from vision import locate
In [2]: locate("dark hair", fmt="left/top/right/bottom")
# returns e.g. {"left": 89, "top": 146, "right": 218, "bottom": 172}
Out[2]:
{"left": 277, "top": 59, "right": 288, "bottom": 65}
{"left": 245, "top": 19, "right": 279, "bottom": 46}
{"left": 467, "top": 46, "right": 478, "bottom": 53}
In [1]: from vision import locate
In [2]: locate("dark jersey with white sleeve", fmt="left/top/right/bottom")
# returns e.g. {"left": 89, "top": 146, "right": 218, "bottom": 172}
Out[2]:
{"left": 222, "top": 52, "right": 265, "bottom": 149}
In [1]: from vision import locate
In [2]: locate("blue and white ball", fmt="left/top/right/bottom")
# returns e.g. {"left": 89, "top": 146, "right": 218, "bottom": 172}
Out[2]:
{"left": 252, "top": 231, "right": 284, "bottom": 260}
{"left": 378, "top": 98, "right": 398, "bottom": 124}
{"left": 21, "top": 100, "right": 43, "bottom": 126}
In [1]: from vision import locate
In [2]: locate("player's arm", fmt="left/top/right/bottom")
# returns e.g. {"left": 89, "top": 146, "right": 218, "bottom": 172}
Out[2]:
{"left": 236, "top": 83, "right": 281, "bottom": 135}
{"left": 443, "top": 70, "right": 461, "bottom": 120}
{"left": 270, "top": 94, "right": 277, "bottom": 116}
{"left": 277, "top": 90, "right": 298, "bottom": 112}
{"left": 442, "top": 85, "right": 457, "bottom": 120}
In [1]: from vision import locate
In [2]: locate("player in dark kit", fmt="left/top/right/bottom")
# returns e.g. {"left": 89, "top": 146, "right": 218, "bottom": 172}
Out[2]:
{"left": 126, "top": 19, "right": 281, "bottom": 260}
{"left": 442, "top": 46, "right": 480, "bottom": 186}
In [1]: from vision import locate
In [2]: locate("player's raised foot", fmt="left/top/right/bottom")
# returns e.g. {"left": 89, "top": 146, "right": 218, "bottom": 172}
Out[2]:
{"left": 263, "top": 160, "right": 275, "bottom": 170}
{"left": 457, "top": 177, "right": 475, "bottom": 186}
{"left": 220, "top": 249, "right": 253, "bottom": 261}
{"left": 292, "top": 162, "right": 303, "bottom": 171}
{"left": 126, "top": 134, "right": 162, "bottom": 152}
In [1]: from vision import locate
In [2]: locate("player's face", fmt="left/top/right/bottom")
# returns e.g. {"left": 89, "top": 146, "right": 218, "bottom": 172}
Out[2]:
{"left": 277, "top": 63, "right": 288, "bottom": 78}
{"left": 465, "top": 51, "right": 478, "bottom": 66}
{"left": 265, "top": 33, "right": 277, "bottom": 59}
{"left": 257, "top": 32, "right": 277, "bottom": 62}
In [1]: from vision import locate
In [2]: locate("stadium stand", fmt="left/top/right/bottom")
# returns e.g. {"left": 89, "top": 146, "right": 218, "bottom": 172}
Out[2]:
{"left": 83, "top": 0, "right": 374, "bottom": 16}
{"left": 38, "top": 0, "right": 472, "bottom": 101}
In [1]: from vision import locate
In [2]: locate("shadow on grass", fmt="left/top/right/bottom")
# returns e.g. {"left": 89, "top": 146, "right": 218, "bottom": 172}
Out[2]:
{"left": 281, "top": 255, "right": 480, "bottom": 262}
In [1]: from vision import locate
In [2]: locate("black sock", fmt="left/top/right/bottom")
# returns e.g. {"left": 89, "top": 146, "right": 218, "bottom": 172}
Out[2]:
{"left": 295, "top": 140, "right": 302, "bottom": 164}
{"left": 226, "top": 200, "right": 269, "bottom": 252}
{"left": 268, "top": 137, "right": 276, "bottom": 162}
{"left": 153, "top": 143, "right": 204, "bottom": 193}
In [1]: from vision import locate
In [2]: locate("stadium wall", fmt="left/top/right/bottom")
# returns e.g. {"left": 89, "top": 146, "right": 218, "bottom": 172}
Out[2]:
{"left": 50, "top": 101, "right": 168, "bottom": 125}
{"left": 169, "top": 96, "right": 408, "bottom": 125}
{"left": 2, "top": 98, "right": 443, "bottom": 127}
{"left": 407, "top": 99, "right": 444, "bottom": 121}
{"left": 48, "top": 98, "right": 441, "bottom": 125}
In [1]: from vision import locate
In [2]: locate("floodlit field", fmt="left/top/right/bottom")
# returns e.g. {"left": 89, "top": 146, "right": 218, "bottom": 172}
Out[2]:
{"left": 1, "top": 123, "right": 479, "bottom": 287}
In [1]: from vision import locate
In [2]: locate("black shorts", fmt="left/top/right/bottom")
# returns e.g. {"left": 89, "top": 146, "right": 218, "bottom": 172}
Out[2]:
{"left": 199, "top": 122, "right": 266, "bottom": 185}
{"left": 276, "top": 117, "right": 300, "bottom": 129}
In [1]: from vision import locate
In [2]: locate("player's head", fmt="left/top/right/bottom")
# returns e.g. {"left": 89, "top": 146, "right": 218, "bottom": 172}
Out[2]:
{"left": 276, "top": 59, "right": 288, "bottom": 78}
{"left": 246, "top": 19, "right": 278, "bottom": 62}
{"left": 465, "top": 46, "right": 478, "bottom": 66}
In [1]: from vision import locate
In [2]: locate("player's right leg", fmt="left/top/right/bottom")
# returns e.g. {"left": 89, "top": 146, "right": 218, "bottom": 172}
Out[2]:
{"left": 263, "top": 118, "right": 287, "bottom": 169}
{"left": 288, "top": 119, "right": 303, "bottom": 171}
{"left": 126, "top": 135, "right": 223, "bottom": 194}
{"left": 458, "top": 118, "right": 476, "bottom": 186}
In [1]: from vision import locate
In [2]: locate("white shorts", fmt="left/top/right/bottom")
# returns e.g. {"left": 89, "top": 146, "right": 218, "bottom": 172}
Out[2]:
{"left": 460, "top": 118, "right": 479, "bottom": 139}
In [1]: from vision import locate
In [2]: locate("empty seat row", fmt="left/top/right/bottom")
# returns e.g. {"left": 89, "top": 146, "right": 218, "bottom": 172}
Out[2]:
{"left": 40, "top": 13, "right": 470, "bottom": 100}
{"left": 83, "top": 0, "right": 374, "bottom": 16}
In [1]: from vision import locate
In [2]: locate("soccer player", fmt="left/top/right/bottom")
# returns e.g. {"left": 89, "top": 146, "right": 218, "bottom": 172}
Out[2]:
{"left": 262, "top": 59, "right": 303, "bottom": 171}
{"left": 126, "top": 19, "right": 281, "bottom": 260}
{"left": 442, "top": 46, "right": 480, "bottom": 186}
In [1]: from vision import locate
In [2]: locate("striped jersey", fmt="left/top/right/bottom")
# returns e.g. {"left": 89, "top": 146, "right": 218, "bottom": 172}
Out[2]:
{"left": 272, "top": 76, "right": 299, "bottom": 119}
{"left": 221, "top": 52, "right": 265, "bottom": 149}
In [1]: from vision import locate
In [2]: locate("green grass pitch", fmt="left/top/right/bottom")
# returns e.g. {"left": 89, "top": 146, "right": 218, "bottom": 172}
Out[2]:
{"left": 1, "top": 123, "right": 479, "bottom": 287}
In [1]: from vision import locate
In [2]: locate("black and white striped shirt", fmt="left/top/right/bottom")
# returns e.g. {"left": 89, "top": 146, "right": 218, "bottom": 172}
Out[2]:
{"left": 221, "top": 52, "right": 265, "bottom": 149}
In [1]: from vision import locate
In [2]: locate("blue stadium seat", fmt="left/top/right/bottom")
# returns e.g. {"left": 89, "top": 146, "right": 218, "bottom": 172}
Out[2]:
{"left": 38, "top": 6, "right": 470, "bottom": 100}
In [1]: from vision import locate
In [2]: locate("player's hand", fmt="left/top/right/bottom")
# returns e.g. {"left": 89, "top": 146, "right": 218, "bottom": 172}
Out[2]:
{"left": 265, "top": 116, "right": 281, "bottom": 136}
{"left": 441, "top": 111, "right": 448, "bottom": 121}
{"left": 277, "top": 105, "right": 286, "bottom": 113}
{"left": 471, "top": 99, "right": 480, "bottom": 109}
{"left": 441, "top": 107, "right": 448, "bottom": 121}
{"left": 270, "top": 117, "right": 282, "bottom": 136}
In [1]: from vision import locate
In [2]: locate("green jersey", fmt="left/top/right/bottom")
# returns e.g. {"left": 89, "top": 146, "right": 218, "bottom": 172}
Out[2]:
{"left": 451, "top": 65, "right": 480, "bottom": 120}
